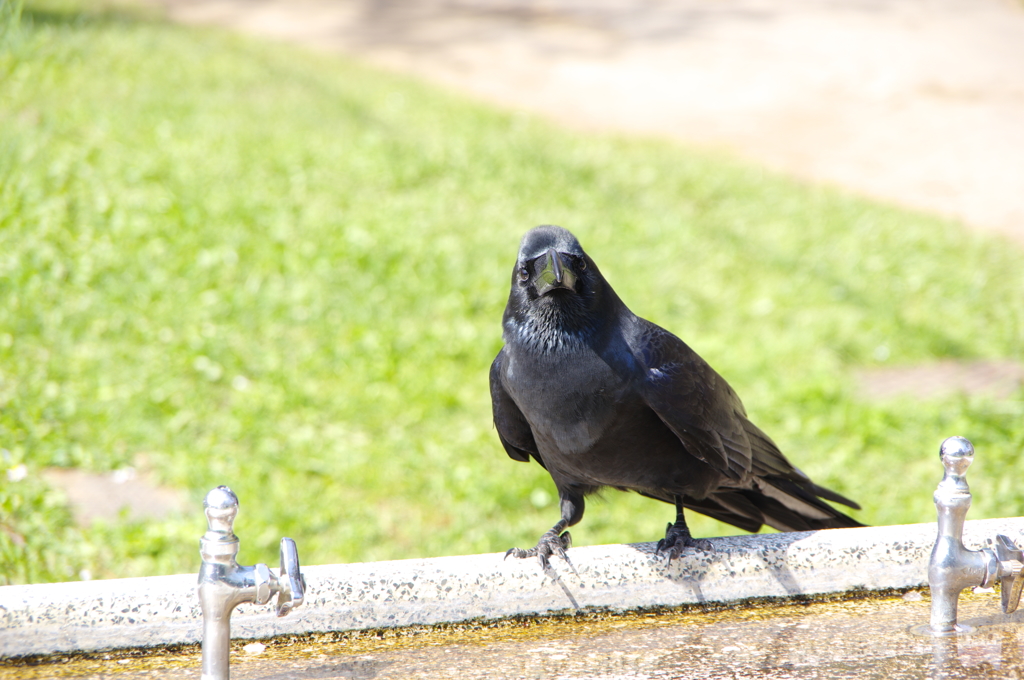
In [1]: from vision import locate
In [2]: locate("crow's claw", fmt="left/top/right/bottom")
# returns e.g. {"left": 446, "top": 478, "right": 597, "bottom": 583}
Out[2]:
{"left": 505, "top": 530, "right": 575, "bottom": 573}
{"left": 656, "top": 522, "right": 714, "bottom": 560}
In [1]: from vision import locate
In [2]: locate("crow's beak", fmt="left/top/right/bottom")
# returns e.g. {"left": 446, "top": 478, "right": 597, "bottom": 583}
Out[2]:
{"left": 535, "top": 247, "right": 577, "bottom": 296}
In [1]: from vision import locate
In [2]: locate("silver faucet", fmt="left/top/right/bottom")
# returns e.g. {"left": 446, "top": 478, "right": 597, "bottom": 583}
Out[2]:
{"left": 927, "top": 436, "right": 1024, "bottom": 636}
{"left": 197, "top": 486, "right": 306, "bottom": 680}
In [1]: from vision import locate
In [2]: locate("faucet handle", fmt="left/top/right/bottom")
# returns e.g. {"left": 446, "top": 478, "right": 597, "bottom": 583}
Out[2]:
{"left": 275, "top": 537, "right": 305, "bottom": 617}
{"left": 995, "top": 534, "right": 1024, "bottom": 614}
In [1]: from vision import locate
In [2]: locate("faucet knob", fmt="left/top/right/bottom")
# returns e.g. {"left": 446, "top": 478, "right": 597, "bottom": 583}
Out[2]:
{"left": 937, "top": 436, "right": 974, "bottom": 495}
{"left": 200, "top": 486, "right": 241, "bottom": 563}
{"left": 204, "top": 486, "right": 240, "bottom": 538}
{"left": 275, "top": 538, "right": 305, "bottom": 617}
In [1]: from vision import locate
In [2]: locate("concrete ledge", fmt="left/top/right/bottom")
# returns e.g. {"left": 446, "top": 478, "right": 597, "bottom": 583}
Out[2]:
{"left": 3, "top": 517, "right": 1023, "bottom": 657}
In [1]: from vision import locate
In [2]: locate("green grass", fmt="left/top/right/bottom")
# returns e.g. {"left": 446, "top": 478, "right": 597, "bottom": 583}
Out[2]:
{"left": 2, "top": 0, "right": 1023, "bottom": 584}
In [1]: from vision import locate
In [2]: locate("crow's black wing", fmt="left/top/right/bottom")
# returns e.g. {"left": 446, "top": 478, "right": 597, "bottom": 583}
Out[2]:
{"left": 633, "top": 320, "right": 862, "bottom": 530}
{"left": 634, "top": 321, "right": 753, "bottom": 482}
{"left": 489, "top": 348, "right": 546, "bottom": 468}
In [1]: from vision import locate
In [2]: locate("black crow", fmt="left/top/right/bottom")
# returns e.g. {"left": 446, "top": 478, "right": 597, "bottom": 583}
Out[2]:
{"left": 490, "top": 225, "right": 862, "bottom": 568}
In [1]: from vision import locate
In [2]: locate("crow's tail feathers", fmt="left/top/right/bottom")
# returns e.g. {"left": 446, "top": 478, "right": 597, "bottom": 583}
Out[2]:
{"left": 679, "top": 477, "right": 864, "bottom": 534}
{"left": 727, "top": 420, "right": 864, "bottom": 532}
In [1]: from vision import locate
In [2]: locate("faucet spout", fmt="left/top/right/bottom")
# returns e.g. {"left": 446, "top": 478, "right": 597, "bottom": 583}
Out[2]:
{"left": 197, "top": 486, "right": 305, "bottom": 680}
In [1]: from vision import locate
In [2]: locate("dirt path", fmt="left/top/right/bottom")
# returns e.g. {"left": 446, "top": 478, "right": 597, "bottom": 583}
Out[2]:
{"left": 146, "top": 0, "right": 1024, "bottom": 244}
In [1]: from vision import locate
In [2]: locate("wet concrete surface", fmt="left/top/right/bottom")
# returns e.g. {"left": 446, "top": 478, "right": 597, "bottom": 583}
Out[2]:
{"left": 8, "top": 590, "right": 1024, "bottom": 679}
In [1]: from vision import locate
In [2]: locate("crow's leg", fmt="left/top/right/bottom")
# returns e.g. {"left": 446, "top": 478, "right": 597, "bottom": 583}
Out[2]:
{"left": 657, "top": 496, "right": 714, "bottom": 559}
{"left": 506, "top": 490, "right": 583, "bottom": 571}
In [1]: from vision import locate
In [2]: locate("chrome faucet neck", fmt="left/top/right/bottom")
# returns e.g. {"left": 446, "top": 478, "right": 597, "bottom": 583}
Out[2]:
{"left": 926, "top": 437, "right": 1024, "bottom": 636}
{"left": 197, "top": 486, "right": 305, "bottom": 680}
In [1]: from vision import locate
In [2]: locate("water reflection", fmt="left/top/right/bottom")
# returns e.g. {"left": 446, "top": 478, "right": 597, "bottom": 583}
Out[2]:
{"left": 929, "top": 628, "right": 1024, "bottom": 680}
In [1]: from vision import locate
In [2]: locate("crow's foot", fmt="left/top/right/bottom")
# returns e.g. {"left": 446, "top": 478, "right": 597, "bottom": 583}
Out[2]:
{"left": 505, "top": 529, "right": 574, "bottom": 572}
{"left": 656, "top": 523, "right": 714, "bottom": 560}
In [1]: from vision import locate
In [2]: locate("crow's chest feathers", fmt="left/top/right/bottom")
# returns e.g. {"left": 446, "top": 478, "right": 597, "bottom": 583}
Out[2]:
{"left": 503, "top": 343, "right": 636, "bottom": 456}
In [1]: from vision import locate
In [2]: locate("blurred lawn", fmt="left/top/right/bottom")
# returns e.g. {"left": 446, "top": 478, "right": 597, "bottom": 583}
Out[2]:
{"left": 1, "top": 0, "right": 1023, "bottom": 585}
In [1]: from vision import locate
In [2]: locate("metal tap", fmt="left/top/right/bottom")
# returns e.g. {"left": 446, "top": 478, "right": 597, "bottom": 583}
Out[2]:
{"left": 927, "top": 436, "right": 1024, "bottom": 636}
{"left": 197, "top": 486, "right": 306, "bottom": 680}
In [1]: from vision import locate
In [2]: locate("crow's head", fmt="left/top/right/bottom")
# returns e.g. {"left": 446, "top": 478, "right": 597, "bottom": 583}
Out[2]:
{"left": 504, "top": 225, "right": 610, "bottom": 339}
{"left": 515, "top": 225, "right": 589, "bottom": 297}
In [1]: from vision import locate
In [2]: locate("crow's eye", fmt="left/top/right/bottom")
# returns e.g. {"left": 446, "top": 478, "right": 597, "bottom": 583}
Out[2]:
{"left": 578, "top": 257, "right": 587, "bottom": 271}
{"left": 518, "top": 266, "right": 529, "bottom": 282}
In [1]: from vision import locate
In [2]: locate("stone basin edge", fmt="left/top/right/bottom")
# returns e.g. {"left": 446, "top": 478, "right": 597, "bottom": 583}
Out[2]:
{"left": 2, "top": 517, "right": 1022, "bottom": 657}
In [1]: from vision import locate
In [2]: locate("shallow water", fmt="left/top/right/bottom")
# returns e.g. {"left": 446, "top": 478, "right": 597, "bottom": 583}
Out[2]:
{"left": 6, "top": 590, "right": 1024, "bottom": 679}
